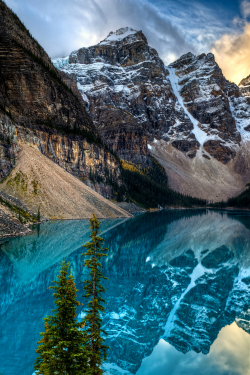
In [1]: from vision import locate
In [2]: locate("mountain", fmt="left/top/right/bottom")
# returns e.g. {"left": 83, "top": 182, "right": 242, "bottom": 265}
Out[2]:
{"left": 53, "top": 27, "right": 183, "bottom": 165}
{"left": 54, "top": 28, "right": 250, "bottom": 202}
{"left": 2, "top": 0, "right": 250, "bottom": 226}
{"left": 0, "top": 2, "right": 207, "bottom": 230}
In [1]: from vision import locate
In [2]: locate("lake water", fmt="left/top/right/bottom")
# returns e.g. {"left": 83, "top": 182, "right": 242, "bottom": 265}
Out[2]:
{"left": 0, "top": 209, "right": 250, "bottom": 375}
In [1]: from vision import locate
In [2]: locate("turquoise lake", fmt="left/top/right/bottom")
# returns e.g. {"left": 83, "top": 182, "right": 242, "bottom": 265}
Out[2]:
{"left": 0, "top": 209, "right": 250, "bottom": 375}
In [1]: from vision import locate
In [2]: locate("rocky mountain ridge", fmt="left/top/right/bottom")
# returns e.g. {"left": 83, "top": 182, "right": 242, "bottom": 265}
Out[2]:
{"left": 54, "top": 27, "right": 250, "bottom": 201}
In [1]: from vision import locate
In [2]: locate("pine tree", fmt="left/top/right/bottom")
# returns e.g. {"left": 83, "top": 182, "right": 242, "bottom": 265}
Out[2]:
{"left": 34, "top": 261, "right": 89, "bottom": 375}
{"left": 37, "top": 206, "right": 41, "bottom": 222}
{"left": 82, "top": 214, "right": 109, "bottom": 375}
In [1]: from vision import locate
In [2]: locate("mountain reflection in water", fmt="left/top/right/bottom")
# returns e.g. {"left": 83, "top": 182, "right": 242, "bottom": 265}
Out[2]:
{"left": 0, "top": 209, "right": 250, "bottom": 375}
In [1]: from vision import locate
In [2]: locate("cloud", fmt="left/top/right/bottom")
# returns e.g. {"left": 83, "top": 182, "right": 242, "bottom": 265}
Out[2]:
{"left": 4, "top": 0, "right": 196, "bottom": 63}
{"left": 212, "top": 21, "right": 250, "bottom": 84}
{"left": 241, "top": 0, "right": 250, "bottom": 18}
{"left": 4, "top": 0, "right": 230, "bottom": 65}
{"left": 137, "top": 323, "right": 250, "bottom": 375}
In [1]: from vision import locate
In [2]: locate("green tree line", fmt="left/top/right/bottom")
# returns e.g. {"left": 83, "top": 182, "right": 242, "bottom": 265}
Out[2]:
{"left": 212, "top": 183, "right": 250, "bottom": 209}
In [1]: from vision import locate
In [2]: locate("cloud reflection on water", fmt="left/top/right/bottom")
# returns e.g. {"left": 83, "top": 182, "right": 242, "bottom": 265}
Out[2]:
{"left": 137, "top": 323, "right": 250, "bottom": 375}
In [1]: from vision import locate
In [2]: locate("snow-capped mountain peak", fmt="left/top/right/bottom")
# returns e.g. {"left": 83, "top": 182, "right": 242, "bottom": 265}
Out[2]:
{"left": 99, "top": 27, "right": 138, "bottom": 44}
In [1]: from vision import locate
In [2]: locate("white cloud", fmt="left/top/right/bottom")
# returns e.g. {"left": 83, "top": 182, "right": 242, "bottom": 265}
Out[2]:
{"left": 241, "top": 0, "right": 250, "bottom": 18}
{"left": 137, "top": 323, "right": 250, "bottom": 375}
{"left": 212, "top": 22, "right": 250, "bottom": 84}
{"left": 3, "top": 0, "right": 232, "bottom": 65}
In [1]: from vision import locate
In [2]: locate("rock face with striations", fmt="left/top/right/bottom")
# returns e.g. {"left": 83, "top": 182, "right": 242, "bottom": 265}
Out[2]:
{"left": 0, "top": 0, "right": 129, "bottom": 204}
{"left": 0, "top": 0, "right": 92, "bottom": 132}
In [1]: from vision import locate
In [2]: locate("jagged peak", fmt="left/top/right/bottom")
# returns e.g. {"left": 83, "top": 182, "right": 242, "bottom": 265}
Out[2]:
{"left": 168, "top": 52, "right": 195, "bottom": 68}
{"left": 169, "top": 51, "right": 216, "bottom": 68}
{"left": 107, "top": 27, "right": 137, "bottom": 38}
{"left": 239, "top": 74, "right": 250, "bottom": 87}
{"left": 99, "top": 27, "right": 141, "bottom": 45}
{"left": 206, "top": 52, "right": 215, "bottom": 61}
{"left": 180, "top": 52, "right": 195, "bottom": 59}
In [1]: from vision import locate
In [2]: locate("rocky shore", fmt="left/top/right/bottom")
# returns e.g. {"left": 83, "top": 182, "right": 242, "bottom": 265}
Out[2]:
{"left": 0, "top": 204, "right": 31, "bottom": 239}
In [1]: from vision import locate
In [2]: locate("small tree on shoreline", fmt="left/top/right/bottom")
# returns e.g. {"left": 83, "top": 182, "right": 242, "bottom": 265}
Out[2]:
{"left": 37, "top": 206, "right": 41, "bottom": 222}
{"left": 34, "top": 261, "right": 89, "bottom": 375}
{"left": 82, "top": 214, "right": 109, "bottom": 375}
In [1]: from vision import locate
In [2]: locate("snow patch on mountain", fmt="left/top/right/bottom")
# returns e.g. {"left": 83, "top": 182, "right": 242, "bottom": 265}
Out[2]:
{"left": 167, "top": 67, "right": 210, "bottom": 147}
{"left": 163, "top": 263, "right": 210, "bottom": 339}
{"left": 100, "top": 27, "right": 137, "bottom": 45}
{"left": 228, "top": 96, "right": 250, "bottom": 141}
{"left": 52, "top": 56, "right": 69, "bottom": 69}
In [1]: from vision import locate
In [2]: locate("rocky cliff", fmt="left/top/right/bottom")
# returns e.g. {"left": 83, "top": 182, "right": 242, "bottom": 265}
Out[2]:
{"left": 54, "top": 28, "right": 250, "bottom": 201}
{"left": 0, "top": 202, "right": 31, "bottom": 238}
{"left": 0, "top": 1, "right": 134, "bottom": 223}
{"left": 0, "top": 0, "right": 93, "bottom": 133}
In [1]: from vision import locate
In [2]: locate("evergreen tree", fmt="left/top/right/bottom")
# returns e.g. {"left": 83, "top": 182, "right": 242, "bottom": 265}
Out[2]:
{"left": 37, "top": 206, "right": 41, "bottom": 222}
{"left": 82, "top": 214, "right": 109, "bottom": 375}
{"left": 34, "top": 261, "right": 89, "bottom": 375}
{"left": 18, "top": 212, "right": 22, "bottom": 223}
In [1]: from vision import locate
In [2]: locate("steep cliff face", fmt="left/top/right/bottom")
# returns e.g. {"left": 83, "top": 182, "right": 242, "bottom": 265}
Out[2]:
{"left": 16, "top": 122, "right": 121, "bottom": 193}
{"left": 168, "top": 53, "right": 242, "bottom": 163}
{"left": 0, "top": 113, "right": 18, "bottom": 180}
{"left": 0, "top": 0, "right": 93, "bottom": 133}
{"left": 0, "top": 110, "right": 129, "bottom": 219}
{"left": 0, "top": 110, "right": 124, "bottom": 201}
{"left": 0, "top": 1, "right": 132, "bottom": 214}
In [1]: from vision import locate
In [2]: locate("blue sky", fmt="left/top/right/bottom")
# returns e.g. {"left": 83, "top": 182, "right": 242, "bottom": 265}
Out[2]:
{"left": 4, "top": 0, "right": 250, "bottom": 82}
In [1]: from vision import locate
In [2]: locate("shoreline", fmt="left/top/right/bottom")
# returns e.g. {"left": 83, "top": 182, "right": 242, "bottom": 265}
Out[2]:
{"left": 2, "top": 206, "right": 250, "bottom": 241}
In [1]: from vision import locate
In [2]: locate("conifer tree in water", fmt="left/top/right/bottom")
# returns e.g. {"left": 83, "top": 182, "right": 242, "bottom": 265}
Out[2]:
{"left": 82, "top": 214, "right": 109, "bottom": 375}
{"left": 34, "top": 261, "right": 89, "bottom": 375}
